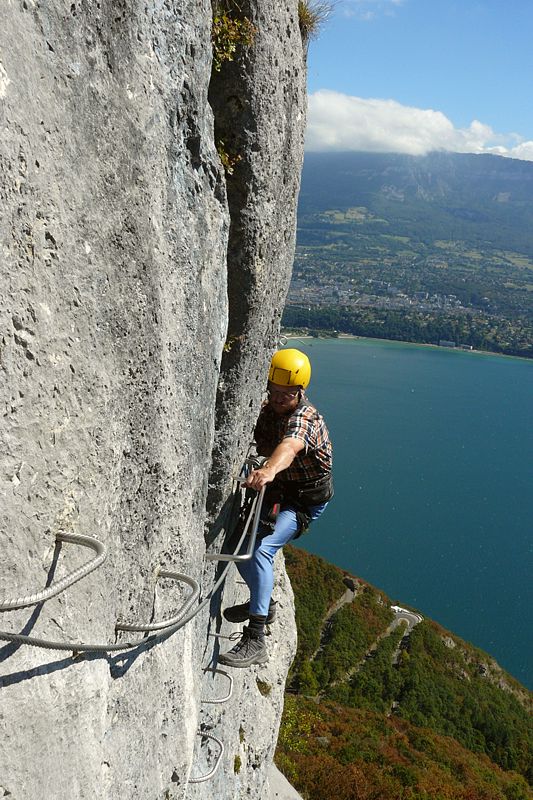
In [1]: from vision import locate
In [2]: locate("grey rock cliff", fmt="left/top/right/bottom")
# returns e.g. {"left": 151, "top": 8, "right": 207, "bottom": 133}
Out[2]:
{"left": 207, "top": 0, "right": 306, "bottom": 516}
{"left": 0, "top": 1, "right": 306, "bottom": 798}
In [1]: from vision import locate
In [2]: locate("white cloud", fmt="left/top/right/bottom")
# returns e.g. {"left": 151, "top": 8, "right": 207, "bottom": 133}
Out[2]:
{"left": 306, "top": 90, "right": 533, "bottom": 161}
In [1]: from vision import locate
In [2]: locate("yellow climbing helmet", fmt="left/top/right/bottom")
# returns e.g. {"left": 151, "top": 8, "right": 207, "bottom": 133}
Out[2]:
{"left": 268, "top": 348, "right": 311, "bottom": 389}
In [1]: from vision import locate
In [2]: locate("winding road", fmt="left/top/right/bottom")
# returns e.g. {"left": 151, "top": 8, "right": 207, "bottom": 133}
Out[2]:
{"left": 310, "top": 595, "right": 424, "bottom": 694}
{"left": 390, "top": 605, "right": 424, "bottom": 664}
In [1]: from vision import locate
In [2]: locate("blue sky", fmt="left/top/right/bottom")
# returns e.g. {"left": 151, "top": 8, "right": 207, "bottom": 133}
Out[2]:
{"left": 306, "top": 0, "right": 533, "bottom": 160}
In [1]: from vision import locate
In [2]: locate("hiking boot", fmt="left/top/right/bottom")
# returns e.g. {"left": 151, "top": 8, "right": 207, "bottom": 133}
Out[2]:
{"left": 223, "top": 600, "right": 277, "bottom": 625}
{"left": 218, "top": 626, "right": 268, "bottom": 668}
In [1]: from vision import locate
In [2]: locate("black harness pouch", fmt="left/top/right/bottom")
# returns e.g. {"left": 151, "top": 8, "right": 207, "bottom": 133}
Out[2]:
{"left": 292, "top": 473, "right": 334, "bottom": 506}
{"left": 276, "top": 473, "right": 334, "bottom": 539}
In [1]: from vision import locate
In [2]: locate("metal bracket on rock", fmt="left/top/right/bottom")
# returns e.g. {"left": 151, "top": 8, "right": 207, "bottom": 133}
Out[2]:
{"left": 205, "top": 483, "right": 266, "bottom": 563}
{"left": 115, "top": 569, "right": 200, "bottom": 633}
{"left": 188, "top": 730, "right": 225, "bottom": 785}
{"left": 0, "top": 532, "right": 107, "bottom": 611}
{"left": 201, "top": 668, "right": 233, "bottom": 704}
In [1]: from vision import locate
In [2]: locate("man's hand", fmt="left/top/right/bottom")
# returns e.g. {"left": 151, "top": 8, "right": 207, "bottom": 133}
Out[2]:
{"left": 243, "top": 463, "right": 276, "bottom": 491}
{"left": 243, "top": 438, "right": 304, "bottom": 491}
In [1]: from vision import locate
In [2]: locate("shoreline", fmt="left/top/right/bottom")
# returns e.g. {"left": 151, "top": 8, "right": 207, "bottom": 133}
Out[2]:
{"left": 283, "top": 331, "right": 533, "bottom": 363}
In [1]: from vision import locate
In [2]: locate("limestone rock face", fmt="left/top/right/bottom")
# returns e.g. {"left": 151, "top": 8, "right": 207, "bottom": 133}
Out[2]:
{"left": 207, "top": 0, "right": 307, "bottom": 515}
{"left": 189, "top": 558, "right": 297, "bottom": 800}
{"left": 0, "top": 2, "right": 306, "bottom": 799}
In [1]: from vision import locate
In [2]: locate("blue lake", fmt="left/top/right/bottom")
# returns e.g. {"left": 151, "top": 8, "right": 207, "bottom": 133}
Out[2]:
{"left": 290, "top": 337, "right": 533, "bottom": 690}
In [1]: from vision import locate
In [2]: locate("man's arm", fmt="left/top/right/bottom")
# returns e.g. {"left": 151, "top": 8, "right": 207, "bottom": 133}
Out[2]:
{"left": 244, "top": 437, "right": 304, "bottom": 491}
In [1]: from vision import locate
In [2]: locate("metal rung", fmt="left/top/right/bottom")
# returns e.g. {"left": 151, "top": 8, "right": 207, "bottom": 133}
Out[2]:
{"left": 201, "top": 668, "right": 233, "bottom": 704}
{"left": 115, "top": 570, "right": 200, "bottom": 632}
{"left": 188, "top": 730, "right": 224, "bottom": 784}
{"left": 0, "top": 532, "right": 107, "bottom": 612}
{"left": 0, "top": 450, "right": 258, "bottom": 653}
{"left": 205, "top": 484, "right": 265, "bottom": 563}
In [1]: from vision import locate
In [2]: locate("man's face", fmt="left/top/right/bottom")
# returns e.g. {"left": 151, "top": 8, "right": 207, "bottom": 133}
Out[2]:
{"left": 267, "top": 382, "right": 301, "bottom": 415}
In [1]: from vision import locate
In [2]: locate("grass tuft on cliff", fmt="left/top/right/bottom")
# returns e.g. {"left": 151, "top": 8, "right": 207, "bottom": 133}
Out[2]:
{"left": 298, "top": 1, "right": 335, "bottom": 43}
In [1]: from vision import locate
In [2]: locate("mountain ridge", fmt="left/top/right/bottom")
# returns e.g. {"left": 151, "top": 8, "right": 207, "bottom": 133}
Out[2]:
{"left": 299, "top": 150, "right": 533, "bottom": 261}
{"left": 285, "top": 150, "right": 533, "bottom": 357}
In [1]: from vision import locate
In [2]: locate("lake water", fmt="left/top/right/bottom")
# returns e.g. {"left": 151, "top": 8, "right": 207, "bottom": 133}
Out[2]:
{"left": 289, "top": 337, "right": 533, "bottom": 690}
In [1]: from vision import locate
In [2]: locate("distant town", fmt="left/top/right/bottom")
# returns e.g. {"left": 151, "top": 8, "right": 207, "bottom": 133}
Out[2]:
{"left": 283, "top": 238, "right": 533, "bottom": 358}
{"left": 289, "top": 273, "right": 478, "bottom": 315}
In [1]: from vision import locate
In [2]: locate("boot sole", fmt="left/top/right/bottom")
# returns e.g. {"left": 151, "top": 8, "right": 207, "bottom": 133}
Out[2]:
{"left": 218, "top": 652, "right": 269, "bottom": 668}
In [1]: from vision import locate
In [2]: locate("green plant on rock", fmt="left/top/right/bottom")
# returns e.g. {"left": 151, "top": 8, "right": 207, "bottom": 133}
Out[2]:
{"left": 216, "top": 140, "right": 242, "bottom": 176}
{"left": 212, "top": 3, "right": 256, "bottom": 72}
{"left": 256, "top": 678, "right": 272, "bottom": 696}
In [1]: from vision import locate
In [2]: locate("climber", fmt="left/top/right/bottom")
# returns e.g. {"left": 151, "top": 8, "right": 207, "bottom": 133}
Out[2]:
{"left": 219, "top": 348, "right": 333, "bottom": 668}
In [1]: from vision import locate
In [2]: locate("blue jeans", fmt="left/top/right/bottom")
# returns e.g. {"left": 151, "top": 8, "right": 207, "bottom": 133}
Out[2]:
{"left": 236, "top": 501, "right": 329, "bottom": 617}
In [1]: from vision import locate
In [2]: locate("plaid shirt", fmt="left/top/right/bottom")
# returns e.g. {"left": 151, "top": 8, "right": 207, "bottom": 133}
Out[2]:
{"left": 254, "top": 395, "right": 333, "bottom": 484}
